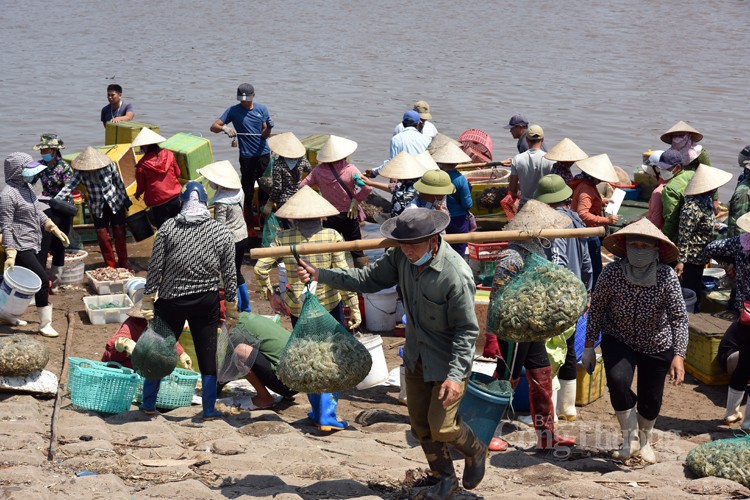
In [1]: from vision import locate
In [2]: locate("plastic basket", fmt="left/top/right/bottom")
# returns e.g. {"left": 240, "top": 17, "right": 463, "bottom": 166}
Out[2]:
{"left": 468, "top": 242, "right": 508, "bottom": 261}
{"left": 458, "top": 129, "right": 493, "bottom": 158}
{"left": 134, "top": 368, "right": 199, "bottom": 409}
{"left": 67, "top": 357, "right": 139, "bottom": 414}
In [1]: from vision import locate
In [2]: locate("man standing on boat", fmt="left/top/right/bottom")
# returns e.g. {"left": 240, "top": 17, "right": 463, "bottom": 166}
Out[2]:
{"left": 101, "top": 84, "right": 135, "bottom": 126}
{"left": 366, "top": 110, "right": 431, "bottom": 178}
{"left": 508, "top": 125, "right": 554, "bottom": 208}
{"left": 393, "top": 101, "right": 439, "bottom": 140}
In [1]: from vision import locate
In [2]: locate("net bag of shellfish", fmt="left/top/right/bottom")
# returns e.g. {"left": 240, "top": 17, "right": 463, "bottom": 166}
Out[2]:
{"left": 488, "top": 252, "right": 587, "bottom": 342}
{"left": 216, "top": 320, "right": 262, "bottom": 384}
{"left": 132, "top": 315, "right": 179, "bottom": 380}
{"left": 686, "top": 435, "right": 750, "bottom": 487}
{"left": 276, "top": 292, "right": 372, "bottom": 393}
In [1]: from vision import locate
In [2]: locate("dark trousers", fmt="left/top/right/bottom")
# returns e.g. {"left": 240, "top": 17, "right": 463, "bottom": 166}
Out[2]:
{"left": 92, "top": 204, "right": 127, "bottom": 229}
{"left": 682, "top": 263, "right": 704, "bottom": 312}
{"left": 38, "top": 207, "right": 72, "bottom": 267}
{"left": 155, "top": 291, "right": 220, "bottom": 375}
{"left": 601, "top": 334, "right": 673, "bottom": 420}
{"left": 151, "top": 196, "right": 181, "bottom": 229}
{"left": 253, "top": 351, "right": 296, "bottom": 398}
{"left": 235, "top": 238, "right": 249, "bottom": 286}
{"left": 558, "top": 332, "right": 578, "bottom": 381}
{"left": 496, "top": 339, "right": 550, "bottom": 380}
{"left": 323, "top": 213, "right": 364, "bottom": 260}
{"left": 446, "top": 213, "right": 470, "bottom": 257}
{"left": 588, "top": 237, "right": 603, "bottom": 287}
{"left": 719, "top": 321, "right": 750, "bottom": 391}
{"left": 291, "top": 302, "right": 344, "bottom": 329}
{"left": 240, "top": 154, "right": 270, "bottom": 209}
{"left": 17, "top": 250, "right": 49, "bottom": 307}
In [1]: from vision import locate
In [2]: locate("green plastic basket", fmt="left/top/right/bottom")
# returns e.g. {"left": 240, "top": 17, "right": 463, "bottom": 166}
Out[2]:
{"left": 135, "top": 368, "right": 200, "bottom": 409}
{"left": 67, "top": 357, "right": 140, "bottom": 414}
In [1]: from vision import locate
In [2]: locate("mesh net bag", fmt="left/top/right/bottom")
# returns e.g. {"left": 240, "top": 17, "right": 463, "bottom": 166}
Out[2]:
{"left": 262, "top": 214, "right": 281, "bottom": 248}
{"left": 216, "top": 321, "right": 262, "bottom": 384}
{"left": 131, "top": 316, "right": 179, "bottom": 380}
{"left": 686, "top": 435, "right": 750, "bottom": 487}
{"left": 276, "top": 292, "right": 372, "bottom": 393}
{"left": 488, "top": 252, "right": 587, "bottom": 342}
{"left": 257, "top": 155, "right": 275, "bottom": 194}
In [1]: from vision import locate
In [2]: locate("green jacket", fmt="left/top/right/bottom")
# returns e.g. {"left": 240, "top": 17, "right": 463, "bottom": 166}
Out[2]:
{"left": 727, "top": 179, "right": 750, "bottom": 238}
{"left": 318, "top": 239, "right": 478, "bottom": 384}
{"left": 661, "top": 170, "right": 695, "bottom": 244}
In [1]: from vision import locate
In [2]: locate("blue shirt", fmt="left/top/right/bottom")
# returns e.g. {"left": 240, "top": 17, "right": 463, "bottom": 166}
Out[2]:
{"left": 220, "top": 103, "right": 274, "bottom": 158}
{"left": 373, "top": 127, "right": 431, "bottom": 175}
{"left": 445, "top": 169, "right": 472, "bottom": 217}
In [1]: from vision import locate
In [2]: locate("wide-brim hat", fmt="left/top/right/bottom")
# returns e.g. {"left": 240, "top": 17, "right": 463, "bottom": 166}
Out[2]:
{"left": 131, "top": 127, "right": 167, "bottom": 148}
{"left": 275, "top": 185, "right": 339, "bottom": 219}
{"left": 126, "top": 298, "right": 145, "bottom": 319}
{"left": 431, "top": 142, "right": 472, "bottom": 165}
{"left": 33, "top": 133, "right": 65, "bottom": 150}
{"left": 684, "top": 164, "right": 733, "bottom": 196}
{"left": 316, "top": 135, "right": 357, "bottom": 164}
{"left": 379, "top": 152, "right": 427, "bottom": 180}
{"left": 414, "top": 169, "right": 456, "bottom": 196}
{"left": 414, "top": 101, "right": 432, "bottom": 120}
{"left": 575, "top": 153, "right": 619, "bottom": 183}
{"left": 737, "top": 212, "right": 750, "bottom": 234}
{"left": 534, "top": 174, "right": 573, "bottom": 204}
{"left": 544, "top": 138, "right": 588, "bottom": 162}
{"left": 72, "top": 146, "right": 114, "bottom": 171}
{"left": 415, "top": 150, "right": 439, "bottom": 171}
{"left": 603, "top": 218, "right": 679, "bottom": 263}
{"left": 504, "top": 199, "right": 571, "bottom": 232}
{"left": 380, "top": 207, "right": 450, "bottom": 243}
{"left": 660, "top": 120, "right": 703, "bottom": 144}
{"left": 428, "top": 133, "right": 460, "bottom": 153}
{"left": 197, "top": 160, "right": 242, "bottom": 190}
{"left": 267, "top": 132, "right": 306, "bottom": 159}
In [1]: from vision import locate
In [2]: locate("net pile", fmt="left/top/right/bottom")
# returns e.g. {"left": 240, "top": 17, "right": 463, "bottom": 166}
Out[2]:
{"left": 262, "top": 214, "right": 280, "bottom": 248}
{"left": 131, "top": 316, "right": 179, "bottom": 380}
{"left": 686, "top": 435, "right": 750, "bottom": 487}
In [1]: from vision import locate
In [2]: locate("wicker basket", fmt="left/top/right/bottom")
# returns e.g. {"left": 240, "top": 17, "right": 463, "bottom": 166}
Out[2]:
{"left": 67, "top": 357, "right": 139, "bottom": 414}
{"left": 134, "top": 368, "right": 200, "bottom": 409}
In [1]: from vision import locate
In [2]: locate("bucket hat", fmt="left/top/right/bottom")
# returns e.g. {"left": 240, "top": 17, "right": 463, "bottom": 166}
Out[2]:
{"left": 275, "top": 185, "right": 339, "bottom": 220}
{"left": 130, "top": 127, "right": 167, "bottom": 149}
{"left": 575, "top": 153, "right": 619, "bottom": 183}
{"left": 380, "top": 207, "right": 450, "bottom": 243}
{"left": 660, "top": 121, "right": 703, "bottom": 144}
{"left": 415, "top": 150, "right": 439, "bottom": 171}
{"left": 379, "top": 152, "right": 427, "bottom": 180}
{"left": 504, "top": 199, "right": 571, "bottom": 232}
{"left": 316, "top": 135, "right": 357, "bottom": 164}
{"left": 737, "top": 212, "right": 750, "bottom": 234}
{"left": 544, "top": 138, "right": 587, "bottom": 162}
{"left": 431, "top": 142, "right": 472, "bottom": 165}
{"left": 72, "top": 146, "right": 114, "bottom": 171}
{"left": 197, "top": 160, "right": 242, "bottom": 190}
{"left": 684, "top": 164, "right": 733, "bottom": 196}
{"left": 603, "top": 218, "right": 679, "bottom": 263}
{"left": 534, "top": 174, "right": 573, "bottom": 205}
{"left": 414, "top": 170, "right": 456, "bottom": 196}
{"left": 267, "top": 132, "right": 306, "bottom": 159}
{"left": 414, "top": 101, "right": 432, "bottom": 120}
{"left": 32, "top": 133, "right": 65, "bottom": 150}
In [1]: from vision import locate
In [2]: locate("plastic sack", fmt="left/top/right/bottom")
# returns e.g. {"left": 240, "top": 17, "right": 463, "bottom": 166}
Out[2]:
{"left": 131, "top": 316, "right": 179, "bottom": 380}
{"left": 686, "top": 435, "right": 750, "bottom": 487}
{"left": 216, "top": 321, "right": 261, "bottom": 384}
{"left": 257, "top": 155, "right": 275, "bottom": 194}
{"left": 276, "top": 292, "right": 372, "bottom": 393}
{"left": 488, "top": 252, "right": 587, "bottom": 342}
{"left": 262, "top": 214, "right": 281, "bottom": 248}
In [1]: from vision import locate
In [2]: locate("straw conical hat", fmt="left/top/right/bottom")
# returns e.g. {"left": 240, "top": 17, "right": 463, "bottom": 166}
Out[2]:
{"left": 431, "top": 142, "right": 472, "bottom": 165}
{"left": 737, "top": 212, "right": 750, "bottom": 234}
{"left": 197, "top": 160, "right": 241, "bottom": 190}
{"left": 575, "top": 153, "right": 619, "bottom": 183}
{"left": 379, "top": 152, "right": 427, "bottom": 180}
{"left": 685, "top": 164, "right": 733, "bottom": 196}
{"left": 316, "top": 135, "right": 357, "bottom": 163}
{"left": 275, "top": 185, "right": 340, "bottom": 219}
{"left": 544, "top": 138, "right": 588, "bottom": 162}
{"left": 504, "top": 199, "right": 571, "bottom": 232}
{"left": 660, "top": 120, "right": 703, "bottom": 144}
{"left": 72, "top": 146, "right": 113, "bottom": 171}
{"left": 131, "top": 127, "right": 167, "bottom": 148}
{"left": 415, "top": 150, "right": 439, "bottom": 171}
{"left": 267, "top": 132, "right": 306, "bottom": 159}
{"left": 603, "top": 218, "right": 679, "bottom": 263}
{"left": 428, "top": 133, "right": 460, "bottom": 153}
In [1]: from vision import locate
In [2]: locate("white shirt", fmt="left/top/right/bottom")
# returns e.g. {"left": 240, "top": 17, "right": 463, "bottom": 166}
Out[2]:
{"left": 393, "top": 120, "right": 438, "bottom": 140}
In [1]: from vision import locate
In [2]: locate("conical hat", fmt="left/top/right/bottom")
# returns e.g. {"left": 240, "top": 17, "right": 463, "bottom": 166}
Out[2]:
{"left": 72, "top": 146, "right": 114, "bottom": 171}
{"left": 428, "top": 133, "right": 460, "bottom": 152}
{"left": 197, "top": 160, "right": 242, "bottom": 190}
{"left": 660, "top": 120, "right": 703, "bottom": 144}
{"left": 415, "top": 150, "right": 439, "bottom": 171}
{"left": 131, "top": 127, "right": 167, "bottom": 148}
{"left": 431, "top": 142, "right": 472, "bottom": 164}
{"left": 575, "top": 154, "right": 619, "bottom": 183}
{"left": 504, "top": 199, "right": 571, "bottom": 232}
{"left": 603, "top": 218, "right": 679, "bottom": 263}
{"left": 544, "top": 138, "right": 588, "bottom": 162}
{"left": 379, "top": 152, "right": 427, "bottom": 180}
{"left": 275, "top": 185, "right": 339, "bottom": 219}
{"left": 316, "top": 135, "right": 357, "bottom": 163}
{"left": 737, "top": 212, "right": 750, "bottom": 234}
{"left": 267, "top": 132, "right": 306, "bottom": 159}
{"left": 684, "top": 164, "right": 733, "bottom": 196}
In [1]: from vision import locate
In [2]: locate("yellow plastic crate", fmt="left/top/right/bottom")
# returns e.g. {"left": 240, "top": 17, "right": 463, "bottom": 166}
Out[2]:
{"left": 576, "top": 356, "right": 606, "bottom": 406}
{"left": 685, "top": 313, "right": 730, "bottom": 385}
{"left": 105, "top": 121, "right": 160, "bottom": 146}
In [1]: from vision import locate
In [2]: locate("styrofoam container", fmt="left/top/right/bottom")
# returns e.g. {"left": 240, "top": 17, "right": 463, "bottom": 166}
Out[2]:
{"left": 83, "top": 294, "right": 133, "bottom": 325}
{"left": 86, "top": 270, "right": 134, "bottom": 295}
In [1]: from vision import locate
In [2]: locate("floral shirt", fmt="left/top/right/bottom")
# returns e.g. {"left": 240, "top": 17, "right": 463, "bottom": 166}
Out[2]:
{"left": 704, "top": 234, "right": 750, "bottom": 311}
{"left": 390, "top": 179, "right": 418, "bottom": 217}
{"left": 270, "top": 155, "right": 311, "bottom": 205}
{"left": 551, "top": 162, "right": 573, "bottom": 185}
{"left": 678, "top": 195, "right": 715, "bottom": 265}
{"left": 39, "top": 158, "right": 73, "bottom": 201}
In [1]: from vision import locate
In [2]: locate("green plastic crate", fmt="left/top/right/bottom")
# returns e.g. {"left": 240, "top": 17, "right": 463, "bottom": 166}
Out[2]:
{"left": 67, "top": 357, "right": 139, "bottom": 414}
{"left": 105, "top": 121, "right": 160, "bottom": 145}
{"left": 300, "top": 134, "right": 330, "bottom": 168}
{"left": 160, "top": 133, "right": 214, "bottom": 180}
{"left": 134, "top": 367, "right": 199, "bottom": 409}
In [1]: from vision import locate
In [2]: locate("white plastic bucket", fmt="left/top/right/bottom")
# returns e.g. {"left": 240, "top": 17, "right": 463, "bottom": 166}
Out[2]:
{"left": 356, "top": 334, "right": 389, "bottom": 390}
{"left": 0, "top": 266, "right": 42, "bottom": 316}
{"left": 363, "top": 286, "right": 399, "bottom": 331}
{"left": 60, "top": 250, "right": 88, "bottom": 285}
{"left": 682, "top": 288, "right": 697, "bottom": 313}
{"left": 124, "top": 277, "right": 147, "bottom": 304}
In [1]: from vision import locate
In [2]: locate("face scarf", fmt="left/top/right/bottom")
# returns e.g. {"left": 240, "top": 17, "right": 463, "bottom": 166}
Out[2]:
{"left": 211, "top": 183, "right": 243, "bottom": 205}
{"left": 283, "top": 157, "right": 299, "bottom": 170}
{"left": 671, "top": 134, "right": 702, "bottom": 165}
{"left": 622, "top": 236, "right": 659, "bottom": 286}
{"left": 291, "top": 219, "right": 322, "bottom": 239}
{"left": 175, "top": 190, "right": 210, "bottom": 224}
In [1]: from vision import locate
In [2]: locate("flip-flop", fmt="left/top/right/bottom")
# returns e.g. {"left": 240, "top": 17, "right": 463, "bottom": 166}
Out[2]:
{"left": 140, "top": 408, "right": 156, "bottom": 416}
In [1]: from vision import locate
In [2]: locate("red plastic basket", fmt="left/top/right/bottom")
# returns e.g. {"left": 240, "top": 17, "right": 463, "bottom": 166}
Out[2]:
{"left": 468, "top": 242, "right": 508, "bottom": 261}
{"left": 459, "top": 129, "right": 493, "bottom": 162}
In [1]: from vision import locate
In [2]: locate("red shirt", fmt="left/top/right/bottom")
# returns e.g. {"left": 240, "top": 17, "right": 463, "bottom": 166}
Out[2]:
{"left": 101, "top": 317, "right": 185, "bottom": 369}
{"left": 135, "top": 149, "right": 182, "bottom": 207}
{"left": 571, "top": 178, "right": 609, "bottom": 227}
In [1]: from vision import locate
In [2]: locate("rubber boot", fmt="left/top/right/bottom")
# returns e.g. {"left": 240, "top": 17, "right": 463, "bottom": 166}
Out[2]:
{"left": 557, "top": 379, "right": 578, "bottom": 421}
{"left": 724, "top": 387, "right": 745, "bottom": 424}
{"left": 96, "top": 228, "right": 117, "bottom": 268}
{"left": 37, "top": 305, "right": 59, "bottom": 337}
{"left": 307, "top": 393, "right": 347, "bottom": 431}
{"left": 636, "top": 414, "right": 657, "bottom": 463}
{"left": 353, "top": 256, "right": 369, "bottom": 269}
{"left": 237, "top": 283, "right": 251, "bottom": 313}
{"left": 612, "top": 407, "right": 640, "bottom": 459}
{"left": 201, "top": 375, "right": 223, "bottom": 420}
{"left": 488, "top": 376, "right": 518, "bottom": 452}
{"left": 415, "top": 439, "right": 459, "bottom": 500}
{"left": 112, "top": 225, "right": 130, "bottom": 269}
{"left": 452, "top": 421, "right": 487, "bottom": 490}
{"left": 527, "top": 366, "right": 575, "bottom": 450}
{"left": 49, "top": 265, "right": 63, "bottom": 292}
{"left": 140, "top": 379, "right": 162, "bottom": 415}
{"left": 0, "top": 311, "right": 27, "bottom": 326}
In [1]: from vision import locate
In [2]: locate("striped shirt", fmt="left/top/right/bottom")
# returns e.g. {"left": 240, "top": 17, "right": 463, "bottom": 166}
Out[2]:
{"left": 56, "top": 163, "right": 130, "bottom": 219}
{"left": 0, "top": 183, "right": 50, "bottom": 252}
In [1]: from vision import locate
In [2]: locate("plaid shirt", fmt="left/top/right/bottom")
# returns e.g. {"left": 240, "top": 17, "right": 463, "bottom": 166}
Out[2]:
{"left": 254, "top": 227, "right": 357, "bottom": 317}
{"left": 56, "top": 163, "right": 130, "bottom": 218}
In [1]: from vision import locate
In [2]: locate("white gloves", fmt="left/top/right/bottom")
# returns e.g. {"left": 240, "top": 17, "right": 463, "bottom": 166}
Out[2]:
{"left": 179, "top": 352, "right": 193, "bottom": 370}
{"left": 45, "top": 220, "right": 70, "bottom": 247}
{"left": 114, "top": 337, "right": 137, "bottom": 356}
{"left": 582, "top": 347, "right": 597, "bottom": 374}
{"left": 4, "top": 248, "right": 17, "bottom": 273}
{"left": 348, "top": 306, "right": 362, "bottom": 331}
{"left": 348, "top": 199, "right": 359, "bottom": 220}
{"left": 141, "top": 293, "right": 156, "bottom": 321}
{"left": 225, "top": 299, "right": 240, "bottom": 323}
{"left": 222, "top": 125, "right": 237, "bottom": 137}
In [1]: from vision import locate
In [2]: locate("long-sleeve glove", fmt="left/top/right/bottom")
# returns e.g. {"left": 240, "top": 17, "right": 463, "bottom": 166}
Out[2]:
{"left": 262, "top": 200, "right": 274, "bottom": 217}
{"left": 179, "top": 352, "right": 193, "bottom": 370}
{"left": 141, "top": 293, "right": 156, "bottom": 321}
{"left": 482, "top": 333, "right": 501, "bottom": 359}
{"left": 114, "top": 337, "right": 137, "bottom": 356}
{"left": 348, "top": 306, "right": 362, "bottom": 331}
{"left": 3, "top": 248, "right": 17, "bottom": 273}
{"left": 221, "top": 125, "right": 237, "bottom": 137}
{"left": 44, "top": 220, "right": 70, "bottom": 248}
{"left": 348, "top": 199, "right": 359, "bottom": 220}
{"left": 225, "top": 299, "right": 240, "bottom": 324}
{"left": 582, "top": 347, "right": 597, "bottom": 375}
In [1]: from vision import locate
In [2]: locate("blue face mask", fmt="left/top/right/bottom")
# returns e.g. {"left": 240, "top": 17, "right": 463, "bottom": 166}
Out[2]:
{"left": 412, "top": 248, "right": 433, "bottom": 266}
{"left": 41, "top": 153, "right": 54, "bottom": 162}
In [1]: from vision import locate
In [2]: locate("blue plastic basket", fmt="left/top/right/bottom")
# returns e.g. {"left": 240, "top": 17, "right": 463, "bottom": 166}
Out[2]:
{"left": 135, "top": 368, "right": 199, "bottom": 409}
{"left": 67, "top": 357, "right": 140, "bottom": 414}
{"left": 574, "top": 313, "right": 601, "bottom": 362}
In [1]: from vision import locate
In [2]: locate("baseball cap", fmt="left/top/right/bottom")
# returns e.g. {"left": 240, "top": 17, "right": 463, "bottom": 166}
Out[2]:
{"left": 526, "top": 124, "right": 544, "bottom": 140}
{"left": 504, "top": 114, "right": 528, "bottom": 129}
{"left": 657, "top": 149, "right": 683, "bottom": 169}
{"left": 402, "top": 110, "right": 422, "bottom": 126}
{"left": 237, "top": 83, "right": 255, "bottom": 102}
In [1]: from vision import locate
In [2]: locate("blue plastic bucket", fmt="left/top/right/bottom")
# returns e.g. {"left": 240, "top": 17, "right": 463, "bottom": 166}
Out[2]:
{"left": 458, "top": 372, "right": 512, "bottom": 446}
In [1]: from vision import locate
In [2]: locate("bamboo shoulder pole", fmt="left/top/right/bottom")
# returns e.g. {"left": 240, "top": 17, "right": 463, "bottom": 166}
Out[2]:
{"left": 250, "top": 226, "right": 605, "bottom": 259}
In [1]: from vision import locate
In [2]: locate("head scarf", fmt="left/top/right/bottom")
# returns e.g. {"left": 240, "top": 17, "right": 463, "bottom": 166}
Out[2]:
{"left": 622, "top": 235, "right": 659, "bottom": 286}
{"left": 671, "top": 133, "right": 702, "bottom": 165}
{"left": 175, "top": 189, "right": 210, "bottom": 224}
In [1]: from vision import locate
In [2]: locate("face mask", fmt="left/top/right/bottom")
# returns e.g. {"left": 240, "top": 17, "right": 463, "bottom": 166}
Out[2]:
{"left": 41, "top": 153, "right": 54, "bottom": 162}
{"left": 671, "top": 134, "right": 689, "bottom": 148}
{"left": 284, "top": 158, "right": 298, "bottom": 170}
{"left": 208, "top": 181, "right": 218, "bottom": 190}
{"left": 627, "top": 246, "right": 658, "bottom": 267}
{"left": 412, "top": 247, "right": 433, "bottom": 266}
{"left": 22, "top": 170, "right": 37, "bottom": 183}
{"left": 660, "top": 168, "right": 674, "bottom": 181}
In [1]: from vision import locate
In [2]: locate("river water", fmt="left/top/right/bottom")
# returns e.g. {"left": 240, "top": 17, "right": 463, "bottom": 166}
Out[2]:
{"left": 1, "top": 0, "right": 748, "bottom": 199}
